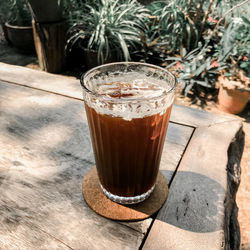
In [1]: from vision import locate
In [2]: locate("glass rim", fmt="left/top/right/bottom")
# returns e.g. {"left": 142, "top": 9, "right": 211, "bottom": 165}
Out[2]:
{"left": 80, "top": 62, "right": 178, "bottom": 103}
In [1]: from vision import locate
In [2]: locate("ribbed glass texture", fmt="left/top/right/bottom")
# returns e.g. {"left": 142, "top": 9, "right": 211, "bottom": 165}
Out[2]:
{"left": 81, "top": 62, "right": 177, "bottom": 204}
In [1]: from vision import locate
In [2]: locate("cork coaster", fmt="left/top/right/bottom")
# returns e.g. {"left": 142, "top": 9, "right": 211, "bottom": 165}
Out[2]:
{"left": 82, "top": 167, "right": 168, "bottom": 221}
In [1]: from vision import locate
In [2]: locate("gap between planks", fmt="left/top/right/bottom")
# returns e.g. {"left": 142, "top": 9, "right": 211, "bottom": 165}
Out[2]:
{"left": 138, "top": 126, "right": 196, "bottom": 249}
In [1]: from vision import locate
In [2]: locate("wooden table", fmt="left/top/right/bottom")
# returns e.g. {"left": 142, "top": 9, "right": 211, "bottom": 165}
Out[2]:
{"left": 0, "top": 63, "right": 244, "bottom": 249}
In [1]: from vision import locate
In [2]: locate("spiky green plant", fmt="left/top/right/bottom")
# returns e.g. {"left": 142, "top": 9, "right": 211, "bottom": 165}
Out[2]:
{"left": 145, "top": 0, "right": 200, "bottom": 55}
{"left": 166, "top": 45, "right": 226, "bottom": 96}
{"left": 0, "top": 0, "right": 9, "bottom": 24}
{"left": 67, "top": 0, "right": 150, "bottom": 64}
{"left": 217, "top": 16, "right": 250, "bottom": 79}
{"left": 0, "top": 0, "right": 32, "bottom": 26}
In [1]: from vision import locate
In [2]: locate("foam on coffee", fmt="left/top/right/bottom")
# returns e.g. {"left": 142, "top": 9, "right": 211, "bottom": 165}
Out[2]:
{"left": 97, "top": 81, "right": 167, "bottom": 99}
{"left": 83, "top": 73, "right": 175, "bottom": 120}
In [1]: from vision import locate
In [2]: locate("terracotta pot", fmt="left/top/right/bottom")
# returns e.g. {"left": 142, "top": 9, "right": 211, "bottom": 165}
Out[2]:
{"left": 217, "top": 76, "right": 250, "bottom": 114}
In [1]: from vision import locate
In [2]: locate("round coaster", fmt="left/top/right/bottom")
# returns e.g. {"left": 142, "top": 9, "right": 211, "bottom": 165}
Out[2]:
{"left": 82, "top": 166, "right": 168, "bottom": 221}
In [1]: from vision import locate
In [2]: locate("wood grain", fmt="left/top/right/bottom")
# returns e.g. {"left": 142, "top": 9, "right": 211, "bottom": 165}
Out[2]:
{"left": 170, "top": 104, "right": 236, "bottom": 127}
{"left": 143, "top": 120, "right": 243, "bottom": 250}
{"left": 0, "top": 62, "right": 81, "bottom": 99}
{"left": 0, "top": 62, "right": 238, "bottom": 128}
{"left": 0, "top": 80, "right": 192, "bottom": 249}
{"left": 0, "top": 222, "right": 72, "bottom": 250}
{"left": 0, "top": 63, "right": 241, "bottom": 249}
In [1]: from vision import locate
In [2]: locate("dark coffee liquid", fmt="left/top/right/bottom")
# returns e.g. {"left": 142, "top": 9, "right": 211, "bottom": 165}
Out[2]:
{"left": 85, "top": 101, "right": 172, "bottom": 197}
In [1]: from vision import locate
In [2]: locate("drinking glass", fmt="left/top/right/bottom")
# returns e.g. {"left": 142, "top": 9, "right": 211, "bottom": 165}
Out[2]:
{"left": 81, "top": 62, "right": 177, "bottom": 204}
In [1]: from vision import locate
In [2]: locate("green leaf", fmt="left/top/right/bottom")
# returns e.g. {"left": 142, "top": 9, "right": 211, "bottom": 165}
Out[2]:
{"left": 182, "top": 48, "right": 187, "bottom": 57}
{"left": 196, "top": 80, "right": 212, "bottom": 88}
{"left": 241, "top": 16, "right": 250, "bottom": 26}
{"left": 117, "top": 33, "right": 130, "bottom": 61}
{"left": 194, "top": 63, "right": 207, "bottom": 76}
{"left": 165, "top": 57, "right": 182, "bottom": 61}
{"left": 181, "top": 81, "right": 186, "bottom": 91}
{"left": 184, "top": 81, "right": 194, "bottom": 95}
{"left": 185, "top": 22, "right": 191, "bottom": 51}
{"left": 240, "top": 62, "right": 249, "bottom": 68}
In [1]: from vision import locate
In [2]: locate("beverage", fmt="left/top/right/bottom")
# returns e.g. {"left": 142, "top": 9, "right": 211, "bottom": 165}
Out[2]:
{"left": 81, "top": 63, "right": 176, "bottom": 204}
{"left": 85, "top": 100, "right": 172, "bottom": 198}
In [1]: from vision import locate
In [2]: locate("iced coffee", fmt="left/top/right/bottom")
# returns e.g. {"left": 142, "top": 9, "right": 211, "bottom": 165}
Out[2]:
{"left": 81, "top": 63, "right": 177, "bottom": 204}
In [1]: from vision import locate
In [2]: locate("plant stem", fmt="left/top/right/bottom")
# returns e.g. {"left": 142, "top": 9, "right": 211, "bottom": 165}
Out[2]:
{"left": 197, "top": 0, "right": 206, "bottom": 19}
{"left": 199, "top": 0, "right": 250, "bottom": 57}
{"left": 197, "top": 0, "right": 206, "bottom": 13}
{"left": 199, "top": 0, "right": 215, "bottom": 40}
{"left": 215, "top": 0, "right": 250, "bottom": 28}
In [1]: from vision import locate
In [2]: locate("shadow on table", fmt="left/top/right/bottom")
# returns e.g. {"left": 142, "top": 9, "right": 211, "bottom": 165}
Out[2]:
{"left": 239, "top": 102, "right": 250, "bottom": 123}
{"left": 0, "top": 32, "right": 37, "bottom": 67}
{"left": 127, "top": 170, "right": 225, "bottom": 233}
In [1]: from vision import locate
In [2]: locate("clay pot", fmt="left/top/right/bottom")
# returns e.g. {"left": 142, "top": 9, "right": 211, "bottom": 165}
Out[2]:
{"left": 217, "top": 76, "right": 250, "bottom": 114}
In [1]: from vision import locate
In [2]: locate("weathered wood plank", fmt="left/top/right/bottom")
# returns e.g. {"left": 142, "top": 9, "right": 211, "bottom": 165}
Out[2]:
{"left": 0, "top": 80, "right": 142, "bottom": 249}
{"left": 166, "top": 122, "right": 193, "bottom": 147}
{"left": 0, "top": 221, "right": 71, "bottom": 250}
{"left": 0, "top": 62, "right": 81, "bottom": 99}
{"left": 121, "top": 124, "right": 193, "bottom": 234}
{"left": 0, "top": 63, "right": 242, "bottom": 249}
{"left": 120, "top": 123, "right": 193, "bottom": 234}
{"left": 170, "top": 104, "right": 237, "bottom": 127}
{"left": 143, "top": 120, "right": 243, "bottom": 250}
{"left": 0, "top": 62, "right": 237, "bottom": 129}
{"left": 0, "top": 80, "right": 193, "bottom": 249}
{"left": 160, "top": 123, "right": 193, "bottom": 182}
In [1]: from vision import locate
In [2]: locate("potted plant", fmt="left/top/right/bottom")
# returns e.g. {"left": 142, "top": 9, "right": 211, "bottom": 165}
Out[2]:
{"left": 66, "top": 0, "right": 150, "bottom": 69}
{"left": 0, "top": 0, "right": 34, "bottom": 53}
{"left": 142, "top": 0, "right": 210, "bottom": 65}
{"left": 30, "top": 0, "right": 71, "bottom": 72}
{"left": 0, "top": 0, "right": 10, "bottom": 43}
{"left": 165, "top": 44, "right": 226, "bottom": 107}
{"left": 216, "top": 17, "right": 250, "bottom": 114}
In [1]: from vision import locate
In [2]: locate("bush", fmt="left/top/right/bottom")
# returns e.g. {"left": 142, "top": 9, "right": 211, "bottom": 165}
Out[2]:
{"left": 67, "top": 0, "right": 150, "bottom": 64}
